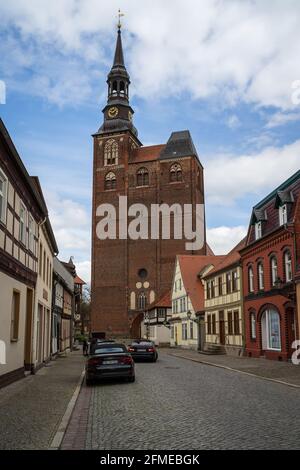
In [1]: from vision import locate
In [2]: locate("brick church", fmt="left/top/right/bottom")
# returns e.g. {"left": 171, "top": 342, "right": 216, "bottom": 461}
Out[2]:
{"left": 91, "top": 24, "right": 208, "bottom": 337}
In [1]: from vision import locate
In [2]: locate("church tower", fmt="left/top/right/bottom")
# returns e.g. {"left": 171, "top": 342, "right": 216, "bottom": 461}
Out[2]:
{"left": 91, "top": 21, "right": 207, "bottom": 338}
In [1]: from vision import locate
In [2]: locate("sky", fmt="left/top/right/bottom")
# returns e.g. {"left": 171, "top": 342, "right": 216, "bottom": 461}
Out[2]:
{"left": 0, "top": 0, "right": 300, "bottom": 283}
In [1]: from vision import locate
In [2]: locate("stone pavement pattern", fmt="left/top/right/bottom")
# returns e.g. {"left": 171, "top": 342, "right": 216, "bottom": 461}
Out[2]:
{"left": 62, "top": 351, "right": 300, "bottom": 450}
{"left": 0, "top": 351, "right": 85, "bottom": 450}
{"left": 166, "top": 348, "right": 300, "bottom": 387}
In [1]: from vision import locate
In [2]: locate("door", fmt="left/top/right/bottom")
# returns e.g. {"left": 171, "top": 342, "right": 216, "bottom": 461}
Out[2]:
{"left": 219, "top": 311, "right": 225, "bottom": 345}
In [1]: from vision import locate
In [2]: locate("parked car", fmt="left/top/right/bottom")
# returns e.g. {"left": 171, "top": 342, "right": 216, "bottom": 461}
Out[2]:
{"left": 128, "top": 339, "right": 158, "bottom": 362}
{"left": 86, "top": 342, "right": 135, "bottom": 385}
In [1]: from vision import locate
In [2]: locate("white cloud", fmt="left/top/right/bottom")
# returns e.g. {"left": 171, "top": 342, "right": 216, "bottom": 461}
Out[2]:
{"left": 1, "top": 0, "right": 300, "bottom": 109}
{"left": 205, "top": 139, "right": 300, "bottom": 206}
{"left": 75, "top": 260, "right": 91, "bottom": 284}
{"left": 207, "top": 225, "right": 247, "bottom": 255}
{"left": 265, "top": 111, "right": 300, "bottom": 129}
{"left": 226, "top": 114, "right": 241, "bottom": 129}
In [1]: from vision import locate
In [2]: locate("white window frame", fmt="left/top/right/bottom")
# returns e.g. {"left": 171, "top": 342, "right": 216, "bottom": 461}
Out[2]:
{"left": 28, "top": 214, "right": 35, "bottom": 253}
{"left": 284, "top": 251, "right": 292, "bottom": 282}
{"left": 261, "top": 309, "right": 281, "bottom": 351}
{"left": 182, "top": 323, "right": 188, "bottom": 341}
{"left": 258, "top": 263, "right": 264, "bottom": 290}
{"left": 271, "top": 256, "right": 278, "bottom": 286}
{"left": 250, "top": 313, "right": 256, "bottom": 340}
{"left": 279, "top": 204, "right": 287, "bottom": 226}
{"left": 255, "top": 221, "right": 262, "bottom": 240}
{"left": 248, "top": 267, "right": 254, "bottom": 293}
{"left": 19, "top": 202, "right": 27, "bottom": 245}
{"left": 0, "top": 168, "right": 8, "bottom": 225}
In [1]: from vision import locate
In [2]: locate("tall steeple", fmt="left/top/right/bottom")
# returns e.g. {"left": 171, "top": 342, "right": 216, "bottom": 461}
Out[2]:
{"left": 98, "top": 17, "right": 137, "bottom": 136}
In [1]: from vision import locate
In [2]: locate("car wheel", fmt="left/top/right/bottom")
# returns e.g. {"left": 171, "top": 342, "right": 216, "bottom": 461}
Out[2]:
{"left": 128, "top": 376, "right": 135, "bottom": 383}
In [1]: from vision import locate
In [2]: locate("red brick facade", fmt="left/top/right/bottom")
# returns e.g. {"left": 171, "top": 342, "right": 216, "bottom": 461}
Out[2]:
{"left": 91, "top": 133, "right": 206, "bottom": 337}
{"left": 91, "top": 29, "right": 206, "bottom": 337}
{"left": 241, "top": 171, "right": 300, "bottom": 361}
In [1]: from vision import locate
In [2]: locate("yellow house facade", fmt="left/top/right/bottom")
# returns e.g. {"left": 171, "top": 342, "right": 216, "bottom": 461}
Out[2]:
{"left": 203, "top": 239, "right": 246, "bottom": 356}
{"left": 170, "top": 254, "right": 224, "bottom": 350}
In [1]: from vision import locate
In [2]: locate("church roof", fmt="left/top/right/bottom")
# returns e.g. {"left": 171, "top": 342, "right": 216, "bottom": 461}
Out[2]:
{"left": 159, "top": 130, "right": 198, "bottom": 160}
{"left": 131, "top": 144, "right": 166, "bottom": 163}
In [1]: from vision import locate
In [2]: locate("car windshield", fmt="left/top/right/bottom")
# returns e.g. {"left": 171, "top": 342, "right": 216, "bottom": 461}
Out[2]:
{"left": 92, "top": 346, "right": 126, "bottom": 355}
{"left": 132, "top": 341, "right": 153, "bottom": 346}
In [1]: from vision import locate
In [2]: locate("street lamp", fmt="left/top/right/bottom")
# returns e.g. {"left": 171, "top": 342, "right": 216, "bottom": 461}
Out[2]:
{"left": 274, "top": 277, "right": 283, "bottom": 289}
{"left": 187, "top": 310, "right": 192, "bottom": 320}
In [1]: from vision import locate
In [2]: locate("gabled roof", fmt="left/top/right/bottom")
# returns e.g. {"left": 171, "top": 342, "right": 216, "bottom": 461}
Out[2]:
{"left": 30, "top": 176, "right": 58, "bottom": 254}
{"left": 203, "top": 238, "right": 246, "bottom": 278}
{"left": 250, "top": 208, "right": 267, "bottom": 225}
{"left": 74, "top": 275, "right": 86, "bottom": 285}
{"left": 0, "top": 119, "right": 47, "bottom": 218}
{"left": 177, "top": 255, "right": 225, "bottom": 312}
{"left": 147, "top": 290, "right": 171, "bottom": 311}
{"left": 131, "top": 144, "right": 165, "bottom": 163}
{"left": 274, "top": 189, "right": 294, "bottom": 208}
{"left": 159, "top": 131, "right": 199, "bottom": 160}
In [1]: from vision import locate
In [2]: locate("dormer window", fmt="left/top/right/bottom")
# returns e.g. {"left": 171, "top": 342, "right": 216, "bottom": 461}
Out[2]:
{"left": 255, "top": 221, "right": 262, "bottom": 240}
{"left": 279, "top": 204, "right": 287, "bottom": 226}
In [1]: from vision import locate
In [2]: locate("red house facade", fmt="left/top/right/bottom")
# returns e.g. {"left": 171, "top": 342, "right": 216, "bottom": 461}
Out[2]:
{"left": 240, "top": 170, "right": 300, "bottom": 361}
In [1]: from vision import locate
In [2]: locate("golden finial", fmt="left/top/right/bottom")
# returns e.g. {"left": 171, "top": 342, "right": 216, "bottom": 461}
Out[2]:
{"left": 117, "top": 9, "right": 125, "bottom": 30}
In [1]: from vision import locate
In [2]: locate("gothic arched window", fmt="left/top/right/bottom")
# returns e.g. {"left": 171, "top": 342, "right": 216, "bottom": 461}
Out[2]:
{"left": 170, "top": 163, "right": 183, "bottom": 182}
{"left": 104, "top": 139, "right": 118, "bottom": 166}
{"left": 137, "top": 167, "right": 149, "bottom": 186}
{"left": 104, "top": 172, "right": 116, "bottom": 190}
{"left": 138, "top": 292, "right": 147, "bottom": 311}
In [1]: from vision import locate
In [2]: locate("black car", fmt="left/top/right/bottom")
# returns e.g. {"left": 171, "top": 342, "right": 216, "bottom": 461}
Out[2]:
{"left": 128, "top": 339, "right": 158, "bottom": 362}
{"left": 86, "top": 342, "right": 135, "bottom": 385}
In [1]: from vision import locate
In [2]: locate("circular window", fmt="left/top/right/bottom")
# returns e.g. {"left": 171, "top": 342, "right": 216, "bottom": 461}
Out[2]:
{"left": 138, "top": 268, "right": 148, "bottom": 279}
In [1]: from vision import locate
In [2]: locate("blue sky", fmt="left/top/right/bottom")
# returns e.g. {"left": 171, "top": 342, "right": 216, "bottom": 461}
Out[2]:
{"left": 1, "top": 0, "right": 300, "bottom": 281}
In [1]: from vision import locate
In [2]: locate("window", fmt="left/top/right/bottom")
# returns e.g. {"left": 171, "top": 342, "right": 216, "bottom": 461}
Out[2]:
{"left": 258, "top": 262, "right": 264, "bottom": 290}
{"left": 261, "top": 309, "right": 281, "bottom": 351}
{"left": 255, "top": 221, "right": 262, "bottom": 240}
{"left": 105, "top": 172, "right": 116, "bottom": 190}
{"left": 39, "top": 243, "right": 43, "bottom": 276}
{"left": 182, "top": 323, "right": 188, "bottom": 340}
{"left": 19, "top": 202, "right": 27, "bottom": 245}
{"left": 226, "top": 272, "right": 232, "bottom": 294}
{"left": 207, "top": 282, "right": 211, "bottom": 300}
{"left": 270, "top": 256, "right": 278, "bottom": 286}
{"left": 190, "top": 322, "right": 194, "bottom": 340}
{"left": 0, "top": 169, "right": 8, "bottom": 224}
{"left": 170, "top": 163, "right": 182, "bottom": 182}
{"left": 284, "top": 250, "right": 292, "bottom": 282}
{"left": 212, "top": 314, "right": 216, "bottom": 335}
{"left": 250, "top": 312, "right": 256, "bottom": 340}
{"left": 28, "top": 215, "right": 34, "bottom": 253}
{"left": 248, "top": 266, "right": 254, "bottom": 293}
{"left": 43, "top": 250, "right": 46, "bottom": 282}
{"left": 138, "top": 292, "right": 147, "bottom": 310}
{"left": 218, "top": 276, "right": 223, "bottom": 296}
{"left": 11, "top": 291, "right": 20, "bottom": 341}
{"left": 227, "top": 311, "right": 233, "bottom": 335}
{"left": 207, "top": 315, "right": 212, "bottom": 335}
{"left": 170, "top": 326, "right": 174, "bottom": 339}
{"left": 232, "top": 270, "right": 238, "bottom": 292}
{"left": 234, "top": 311, "right": 240, "bottom": 335}
{"left": 211, "top": 280, "right": 215, "bottom": 298}
{"left": 138, "top": 268, "right": 148, "bottom": 279}
{"left": 104, "top": 139, "right": 118, "bottom": 166}
{"left": 279, "top": 204, "right": 287, "bottom": 226}
{"left": 137, "top": 167, "right": 149, "bottom": 186}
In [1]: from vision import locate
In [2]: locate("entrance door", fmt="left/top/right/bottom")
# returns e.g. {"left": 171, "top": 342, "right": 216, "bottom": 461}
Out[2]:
{"left": 219, "top": 311, "right": 225, "bottom": 345}
{"left": 24, "top": 288, "right": 34, "bottom": 370}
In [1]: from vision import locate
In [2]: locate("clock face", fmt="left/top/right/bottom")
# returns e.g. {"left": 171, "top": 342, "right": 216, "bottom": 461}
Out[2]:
{"left": 108, "top": 106, "right": 119, "bottom": 118}
{"left": 128, "top": 110, "right": 133, "bottom": 121}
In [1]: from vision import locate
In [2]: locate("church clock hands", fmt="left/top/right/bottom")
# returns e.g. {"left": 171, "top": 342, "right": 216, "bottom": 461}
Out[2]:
{"left": 108, "top": 106, "right": 119, "bottom": 118}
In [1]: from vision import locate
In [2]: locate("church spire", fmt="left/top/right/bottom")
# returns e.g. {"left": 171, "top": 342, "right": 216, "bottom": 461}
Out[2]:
{"left": 98, "top": 14, "right": 138, "bottom": 137}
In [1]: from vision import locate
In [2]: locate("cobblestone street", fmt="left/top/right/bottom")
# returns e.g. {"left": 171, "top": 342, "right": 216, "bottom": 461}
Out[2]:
{"left": 62, "top": 351, "right": 300, "bottom": 450}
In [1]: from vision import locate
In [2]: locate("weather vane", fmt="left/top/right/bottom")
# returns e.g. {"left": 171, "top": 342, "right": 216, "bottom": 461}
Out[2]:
{"left": 117, "top": 9, "right": 125, "bottom": 30}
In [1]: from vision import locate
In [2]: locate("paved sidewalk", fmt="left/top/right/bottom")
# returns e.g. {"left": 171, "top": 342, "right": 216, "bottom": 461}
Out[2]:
{"left": 165, "top": 348, "right": 300, "bottom": 387}
{"left": 0, "top": 350, "right": 85, "bottom": 450}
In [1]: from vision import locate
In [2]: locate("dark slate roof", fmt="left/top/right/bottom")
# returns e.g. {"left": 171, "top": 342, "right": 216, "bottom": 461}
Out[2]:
{"left": 159, "top": 130, "right": 198, "bottom": 160}
{"left": 254, "top": 169, "right": 300, "bottom": 210}
{"left": 113, "top": 30, "right": 125, "bottom": 68}
{"left": 275, "top": 189, "right": 294, "bottom": 208}
{"left": 250, "top": 208, "right": 267, "bottom": 225}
